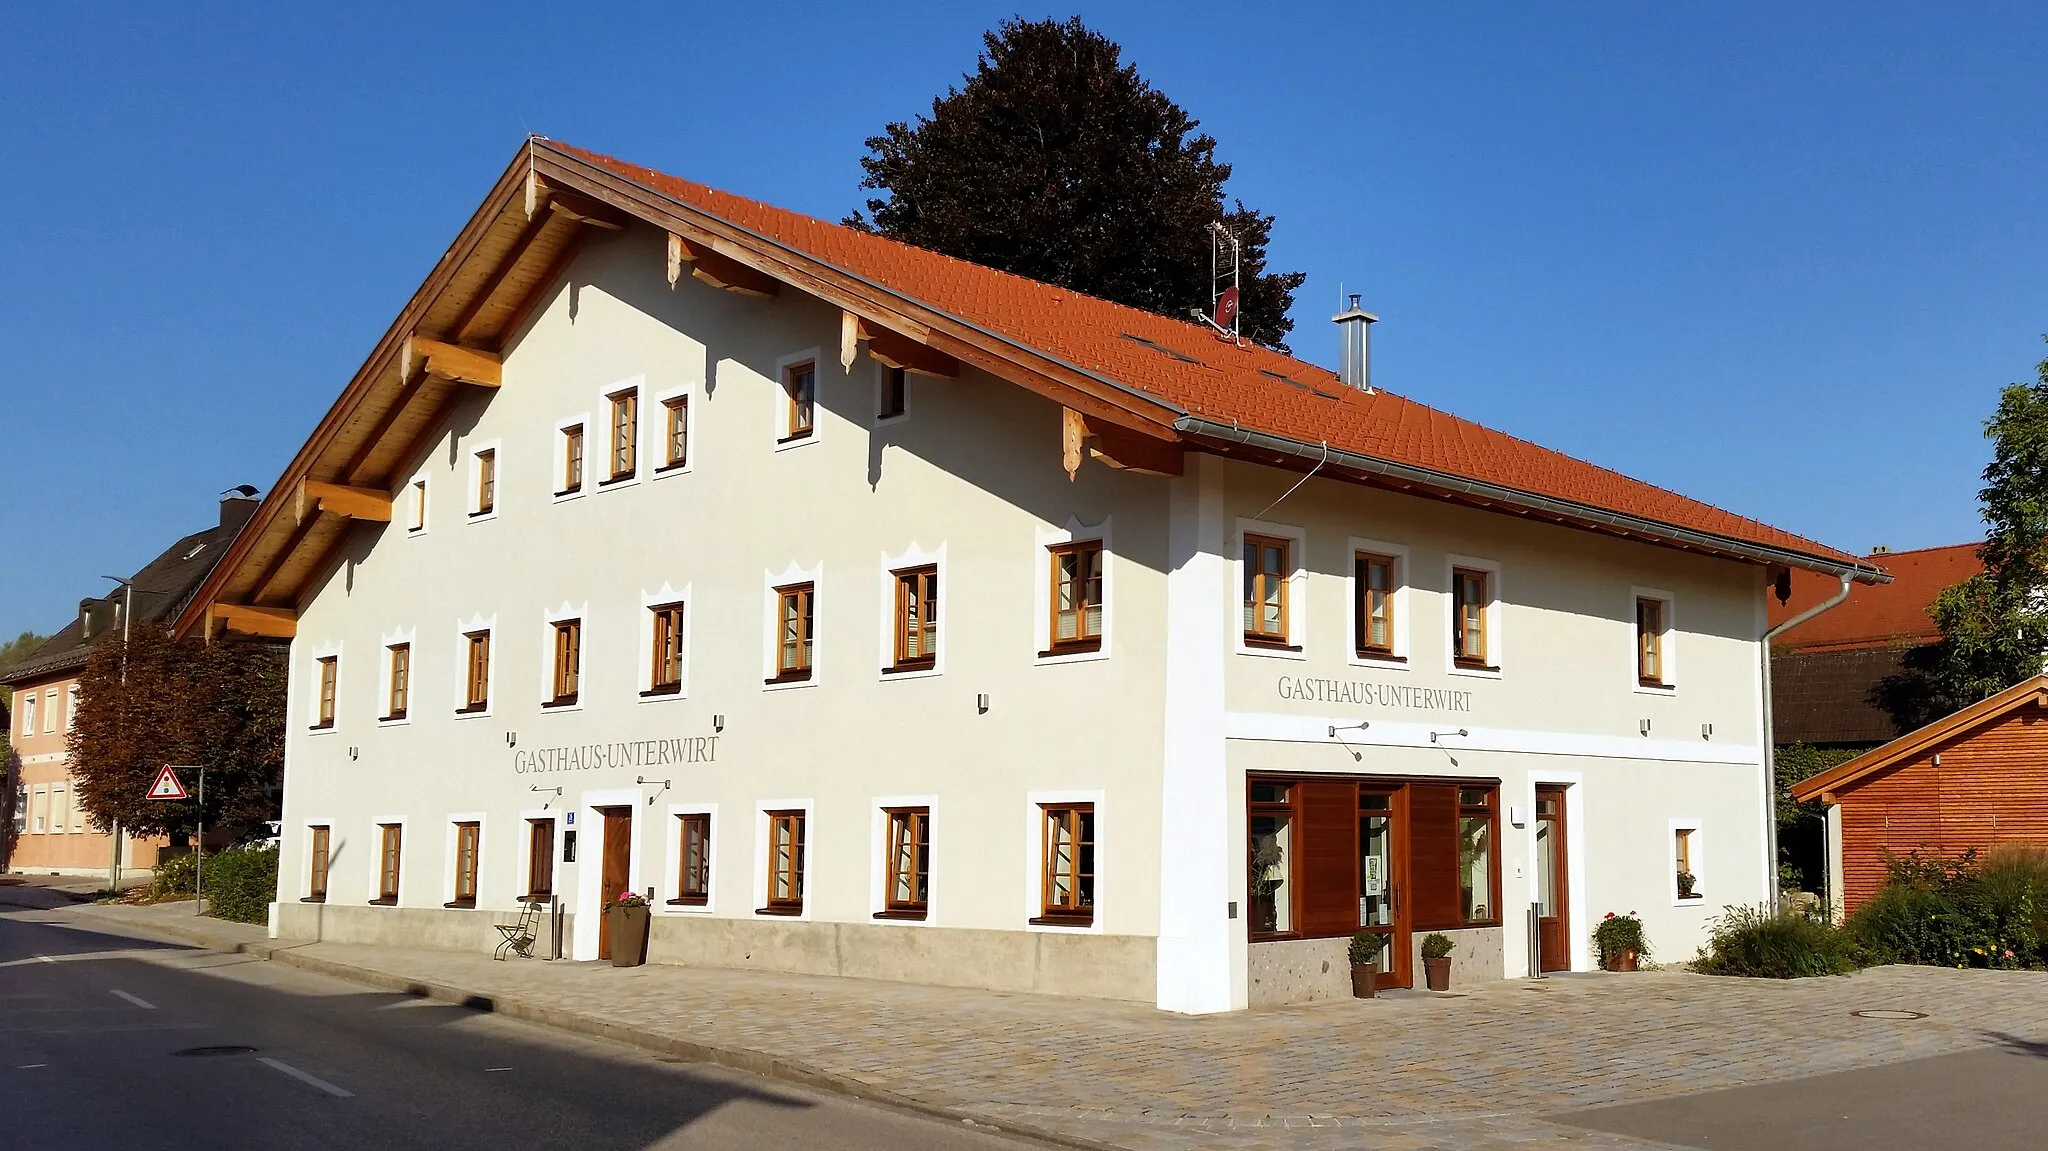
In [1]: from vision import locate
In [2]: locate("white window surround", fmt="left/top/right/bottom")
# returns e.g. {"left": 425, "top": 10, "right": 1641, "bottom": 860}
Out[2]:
{"left": 441, "top": 812, "right": 487, "bottom": 907}
{"left": 516, "top": 808, "right": 562, "bottom": 901}
{"left": 662, "top": 802, "right": 717, "bottom": 915}
{"left": 301, "top": 816, "right": 337, "bottom": 899}
{"left": 761, "top": 561, "right": 823, "bottom": 691}
{"left": 1024, "top": 788, "right": 1106, "bottom": 935}
{"left": 649, "top": 382, "right": 696, "bottom": 479}
{"left": 538, "top": 601, "right": 590, "bottom": 713}
{"left": 1346, "top": 536, "right": 1413, "bottom": 669}
{"left": 869, "top": 795, "right": 939, "bottom": 926}
{"left": 64, "top": 685, "right": 79, "bottom": 731}
{"left": 595, "top": 374, "right": 648, "bottom": 492}
{"left": 1233, "top": 517, "right": 1309, "bottom": 661}
{"left": 1523, "top": 772, "right": 1587, "bottom": 972}
{"left": 638, "top": 583, "right": 693, "bottom": 703}
{"left": 1445, "top": 553, "right": 1504, "bottom": 680}
{"left": 43, "top": 688, "right": 57, "bottom": 734}
{"left": 1631, "top": 586, "right": 1678, "bottom": 695}
{"left": 751, "top": 798, "right": 815, "bottom": 921}
{"left": 367, "top": 814, "right": 409, "bottom": 906}
{"left": 465, "top": 438, "right": 502, "bottom": 523}
{"left": 377, "top": 625, "right": 417, "bottom": 727}
{"left": 405, "top": 473, "right": 429, "bottom": 536}
{"left": 20, "top": 694, "right": 35, "bottom": 738}
{"left": 306, "top": 640, "right": 343, "bottom": 736}
{"left": 68, "top": 777, "right": 84, "bottom": 833}
{"left": 451, "top": 613, "right": 497, "bottom": 720}
{"left": 30, "top": 785, "right": 46, "bottom": 834}
{"left": 771, "top": 347, "right": 825, "bottom": 452}
{"left": 1033, "top": 517, "right": 1114, "bottom": 666}
{"left": 876, "top": 542, "right": 946, "bottom": 680}
{"left": 553, "top": 412, "right": 591, "bottom": 502}
{"left": 49, "top": 782, "right": 68, "bottom": 834}
{"left": 1670, "top": 818, "right": 1705, "bottom": 908}
{"left": 873, "top": 361, "right": 911, "bottom": 427}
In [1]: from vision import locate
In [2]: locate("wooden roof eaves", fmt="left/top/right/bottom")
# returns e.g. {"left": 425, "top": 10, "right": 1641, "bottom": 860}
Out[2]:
{"left": 525, "top": 142, "right": 1186, "bottom": 442}
{"left": 173, "top": 144, "right": 542, "bottom": 637}
{"left": 1789, "top": 673, "right": 2048, "bottom": 802}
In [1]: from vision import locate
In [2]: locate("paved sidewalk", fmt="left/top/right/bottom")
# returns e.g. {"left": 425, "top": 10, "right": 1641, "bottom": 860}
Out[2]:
{"left": 51, "top": 900, "right": 2048, "bottom": 1151}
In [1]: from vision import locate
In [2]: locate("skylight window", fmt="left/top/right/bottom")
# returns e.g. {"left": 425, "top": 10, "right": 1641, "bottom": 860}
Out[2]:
{"left": 1117, "top": 332, "right": 1204, "bottom": 365}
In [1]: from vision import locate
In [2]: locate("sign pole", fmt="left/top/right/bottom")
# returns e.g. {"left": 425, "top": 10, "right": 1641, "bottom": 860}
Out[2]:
{"left": 195, "top": 766, "right": 205, "bottom": 916}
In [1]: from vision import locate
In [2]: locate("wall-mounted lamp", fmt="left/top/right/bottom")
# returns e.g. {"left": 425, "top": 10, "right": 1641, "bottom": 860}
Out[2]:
{"left": 505, "top": 731, "right": 518, "bottom": 748}
{"left": 1701, "top": 722, "right": 1714, "bottom": 741}
{"left": 976, "top": 692, "right": 990, "bottom": 715}
{"left": 1428, "top": 728, "right": 1469, "bottom": 744}
{"left": 1639, "top": 718, "right": 1652, "bottom": 737}
{"left": 530, "top": 783, "right": 562, "bottom": 810}
{"left": 712, "top": 714, "right": 725, "bottom": 733}
{"left": 636, "top": 776, "right": 672, "bottom": 805}
{"left": 1327, "top": 720, "right": 1371, "bottom": 738}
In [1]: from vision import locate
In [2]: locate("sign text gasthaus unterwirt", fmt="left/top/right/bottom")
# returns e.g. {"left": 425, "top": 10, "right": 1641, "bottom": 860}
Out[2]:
{"left": 513, "top": 736, "right": 719, "bottom": 774}
{"left": 1275, "top": 676, "right": 1473, "bottom": 714}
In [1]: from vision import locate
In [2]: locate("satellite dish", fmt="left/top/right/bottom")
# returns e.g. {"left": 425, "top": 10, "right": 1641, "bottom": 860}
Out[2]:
{"left": 1214, "top": 285, "right": 1240, "bottom": 330}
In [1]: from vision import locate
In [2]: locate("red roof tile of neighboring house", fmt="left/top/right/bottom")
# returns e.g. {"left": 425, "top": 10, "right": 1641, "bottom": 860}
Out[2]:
{"left": 1770, "top": 541, "right": 1982, "bottom": 653}
{"left": 554, "top": 142, "right": 1864, "bottom": 571}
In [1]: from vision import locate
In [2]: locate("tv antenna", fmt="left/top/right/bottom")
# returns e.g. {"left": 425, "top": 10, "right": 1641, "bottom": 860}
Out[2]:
{"left": 1193, "top": 220, "right": 1242, "bottom": 343}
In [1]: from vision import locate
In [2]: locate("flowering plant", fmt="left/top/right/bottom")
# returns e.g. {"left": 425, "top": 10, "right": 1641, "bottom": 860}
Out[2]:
{"left": 605, "top": 889, "right": 650, "bottom": 910}
{"left": 1592, "top": 910, "right": 1650, "bottom": 967}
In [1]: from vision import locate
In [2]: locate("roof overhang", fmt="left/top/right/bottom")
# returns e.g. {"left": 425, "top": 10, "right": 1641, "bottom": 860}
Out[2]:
{"left": 1790, "top": 673, "right": 2048, "bottom": 803}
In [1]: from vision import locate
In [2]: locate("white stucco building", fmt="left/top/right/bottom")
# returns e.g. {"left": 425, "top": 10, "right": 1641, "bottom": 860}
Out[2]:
{"left": 178, "top": 139, "right": 1881, "bottom": 1011}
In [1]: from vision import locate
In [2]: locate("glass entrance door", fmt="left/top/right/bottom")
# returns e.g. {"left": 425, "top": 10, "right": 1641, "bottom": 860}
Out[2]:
{"left": 1358, "top": 789, "right": 1409, "bottom": 988}
{"left": 1535, "top": 785, "right": 1570, "bottom": 972}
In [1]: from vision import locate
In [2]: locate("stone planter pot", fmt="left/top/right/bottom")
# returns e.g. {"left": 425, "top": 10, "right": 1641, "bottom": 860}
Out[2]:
{"left": 1607, "top": 948, "right": 1639, "bottom": 972}
{"left": 607, "top": 904, "right": 650, "bottom": 968}
{"left": 1349, "top": 961, "right": 1377, "bottom": 998}
{"left": 1423, "top": 955, "right": 1453, "bottom": 991}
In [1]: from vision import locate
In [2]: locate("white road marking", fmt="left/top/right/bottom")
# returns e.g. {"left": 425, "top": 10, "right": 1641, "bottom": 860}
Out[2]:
{"left": 485, "top": 1066, "right": 513, "bottom": 1072}
{"left": 258, "top": 1056, "right": 354, "bottom": 1098}
{"left": 16, "top": 1064, "right": 48, "bottom": 1069}
{"left": 110, "top": 990, "right": 156, "bottom": 1010}
{"left": 35, "top": 955, "right": 53, "bottom": 964}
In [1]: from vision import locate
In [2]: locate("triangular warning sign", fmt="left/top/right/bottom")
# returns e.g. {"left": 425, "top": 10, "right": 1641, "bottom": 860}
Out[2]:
{"left": 148, "top": 765, "right": 189, "bottom": 801}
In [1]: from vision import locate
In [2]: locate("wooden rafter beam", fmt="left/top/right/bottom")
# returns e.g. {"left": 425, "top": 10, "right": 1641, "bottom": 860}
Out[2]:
{"left": 1062, "top": 407, "right": 1182, "bottom": 480}
{"left": 344, "top": 366, "right": 433, "bottom": 486}
{"left": 545, "top": 189, "right": 628, "bottom": 230}
{"left": 839, "top": 309, "right": 959, "bottom": 378}
{"left": 492, "top": 226, "right": 593, "bottom": 350}
{"left": 668, "top": 233, "right": 780, "bottom": 298}
{"left": 295, "top": 479, "right": 392, "bottom": 525}
{"left": 210, "top": 602, "right": 297, "bottom": 639}
{"left": 448, "top": 208, "right": 558, "bottom": 344}
{"left": 246, "top": 513, "right": 323, "bottom": 605}
{"left": 401, "top": 336, "right": 502, "bottom": 388}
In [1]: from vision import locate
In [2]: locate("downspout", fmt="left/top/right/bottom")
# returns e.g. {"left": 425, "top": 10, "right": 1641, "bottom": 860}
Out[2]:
{"left": 1760, "top": 572, "right": 1852, "bottom": 913}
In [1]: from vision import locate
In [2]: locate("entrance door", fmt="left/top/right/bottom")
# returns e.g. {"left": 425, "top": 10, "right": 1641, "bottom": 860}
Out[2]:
{"left": 596, "top": 807, "right": 633, "bottom": 960}
{"left": 1535, "top": 785, "right": 1570, "bottom": 972}
{"left": 1358, "top": 788, "right": 1410, "bottom": 989}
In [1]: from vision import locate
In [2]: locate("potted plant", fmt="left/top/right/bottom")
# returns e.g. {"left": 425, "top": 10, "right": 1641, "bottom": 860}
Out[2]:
{"left": 1421, "top": 932, "right": 1455, "bottom": 991}
{"left": 1250, "top": 834, "right": 1286, "bottom": 934}
{"left": 605, "top": 889, "right": 651, "bottom": 968}
{"left": 1346, "top": 931, "right": 1380, "bottom": 998}
{"left": 1592, "top": 911, "right": 1649, "bottom": 971}
{"left": 1677, "top": 870, "right": 1698, "bottom": 899}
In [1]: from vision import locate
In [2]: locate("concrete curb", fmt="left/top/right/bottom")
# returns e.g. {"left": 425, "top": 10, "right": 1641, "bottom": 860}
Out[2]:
{"left": 65, "top": 904, "right": 1118, "bottom": 1151}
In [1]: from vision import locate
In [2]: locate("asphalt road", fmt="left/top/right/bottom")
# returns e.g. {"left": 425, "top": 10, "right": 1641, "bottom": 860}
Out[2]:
{"left": 0, "top": 887, "right": 1033, "bottom": 1151}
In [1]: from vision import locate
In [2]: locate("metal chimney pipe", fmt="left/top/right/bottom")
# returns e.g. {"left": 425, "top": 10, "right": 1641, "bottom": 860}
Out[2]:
{"left": 1333, "top": 294, "right": 1378, "bottom": 392}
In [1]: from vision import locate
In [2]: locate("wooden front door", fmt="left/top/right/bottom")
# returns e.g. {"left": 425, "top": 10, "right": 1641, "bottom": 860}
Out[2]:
{"left": 596, "top": 807, "right": 632, "bottom": 960}
{"left": 1535, "top": 785, "right": 1570, "bottom": 972}
{"left": 1357, "top": 786, "right": 1411, "bottom": 988}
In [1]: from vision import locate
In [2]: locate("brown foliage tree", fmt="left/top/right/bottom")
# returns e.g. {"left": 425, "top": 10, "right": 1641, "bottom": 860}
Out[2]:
{"left": 68, "top": 630, "right": 285, "bottom": 840}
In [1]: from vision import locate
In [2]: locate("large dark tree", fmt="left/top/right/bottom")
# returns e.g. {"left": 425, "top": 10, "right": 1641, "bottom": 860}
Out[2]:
{"left": 849, "top": 17, "right": 1306, "bottom": 350}
{"left": 69, "top": 630, "right": 284, "bottom": 840}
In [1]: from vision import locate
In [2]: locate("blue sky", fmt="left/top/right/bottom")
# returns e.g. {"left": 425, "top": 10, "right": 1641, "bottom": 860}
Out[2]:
{"left": 2, "top": 2, "right": 2043, "bottom": 640}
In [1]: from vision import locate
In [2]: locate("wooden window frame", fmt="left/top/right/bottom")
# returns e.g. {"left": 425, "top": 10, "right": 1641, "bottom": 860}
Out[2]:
{"left": 1455, "top": 786, "right": 1501, "bottom": 928}
{"left": 781, "top": 361, "right": 816, "bottom": 442}
{"left": 759, "top": 810, "right": 805, "bottom": 915}
{"left": 1452, "top": 567, "right": 1495, "bottom": 671}
{"left": 408, "top": 479, "right": 427, "bottom": 533}
{"left": 645, "top": 602, "right": 685, "bottom": 697}
{"left": 1354, "top": 551, "right": 1402, "bottom": 660}
{"left": 877, "top": 807, "right": 930, "bottom": 920}
{"left": 659, "top": 395, "right": 689, "bottom": 472}
{"left": 1637, "top": 596, "right": 1668, "bottom": 687}
{"left": 460, "top": 630, "right": 491, "bottom": 714}
{"left": 384, "top": 643, "right": 410, "bottom": 720}
{"left": 888, "top": 565, "right": 938, "bottom": 672}
{"left": 769, "top": 583, "right": 815, "bottom": 683}
{"left": 312, "top": 655, "right": 337, "bottom": 729}
{"left": 305, "top": 825, "right": 330, "bottom": 903}
{"left": 606, "top": 388, "right": 638, "bottom": 482}
{"left": 447, "top": 821, "right": 481, "bottom": 909}
{"left": 472, "top": 448, "right": 496, "bottom": 516}
{"left": 1246, "top": 782, "right": 1297, "bottom": 942}
{"left": 1675, "top": 827, "right": 1702, "bottom": 900}
{"left": 1032, "top": 803, "right": 1095, "bottom": 926}
{"left": 547, "top": 619, "right": 581, "bottom": 707}
{"left": 373, "top": 823, "right": 402, "bottom": 905}
{"left": 1043, "top": 540, "right": 1104, "bottom": 656}
{"left": 559, "top": 424, "right": 585, "bottom": 495}
{"left": 669, "top": 813, "right": 710, "bottom": 906}
{"left": 878, "top": 366, "right": 907, "bottom": 421}
{"left": 523, "top": 818, "right": 555, "bottom": 901}
{"left": 1242, "top": 534, "right": 1296, "bottom": 649}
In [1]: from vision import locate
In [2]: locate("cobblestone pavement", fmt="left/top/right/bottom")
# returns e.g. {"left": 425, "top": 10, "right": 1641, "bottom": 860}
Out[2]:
{"left": 53, "top": 902, "right": 2048, "bottom": 1150}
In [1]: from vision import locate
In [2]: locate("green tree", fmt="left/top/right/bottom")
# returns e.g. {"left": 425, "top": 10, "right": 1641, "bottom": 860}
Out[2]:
{"left": 0, "top": 630, "right": 50, "bottom": 719}
{"left": 849, "top": 16, "right": 1307, "bottom": 351}
{"left": 67, "top": 629, "right": 284, "bottom": 839}
{"left": 1878, "top": 337, "right": 2048, "bottom": 731}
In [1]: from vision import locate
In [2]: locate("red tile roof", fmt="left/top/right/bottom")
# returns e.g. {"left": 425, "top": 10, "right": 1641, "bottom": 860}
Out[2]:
{"left": 1770, "top": 542, "right": 1982, "bottom": 652}
{"left": 556, "top": 142, "right": 1861, "bottom": 569}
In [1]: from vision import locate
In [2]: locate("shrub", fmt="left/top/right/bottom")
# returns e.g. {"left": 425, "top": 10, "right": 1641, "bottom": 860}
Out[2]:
{"left": 148, "top": 851, "right": 197, "bottom": 902}
{"left": 1346, "top": 930, "right": 1380, "bottom": 966}
{"left": 1591, "top": 911, "right": 1649, "bottom": 968}
{"left": 1694, "top": 904, "right": 1860, "bottom": 978}
{"left": 1420, "top": 932, "right": 1454, "bottom": 960}
{"left": 1845, "top": 883, "right": 1968, "bottom": 966}
{"left": 1844, "top": 846, "right": 2047, "bottom": 969}
{"left": 201, "top": 845, "right": 279, "bottom": 926}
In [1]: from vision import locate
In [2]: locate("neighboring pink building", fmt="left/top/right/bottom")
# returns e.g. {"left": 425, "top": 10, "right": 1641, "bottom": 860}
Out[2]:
{"left": 2, "top": 492, "right": 256, "bottom": 876}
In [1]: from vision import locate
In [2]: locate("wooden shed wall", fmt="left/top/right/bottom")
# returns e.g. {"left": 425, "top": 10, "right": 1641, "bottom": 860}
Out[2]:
{"left": 1837, "top": 702, "right": 2048, "bottom": 911}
